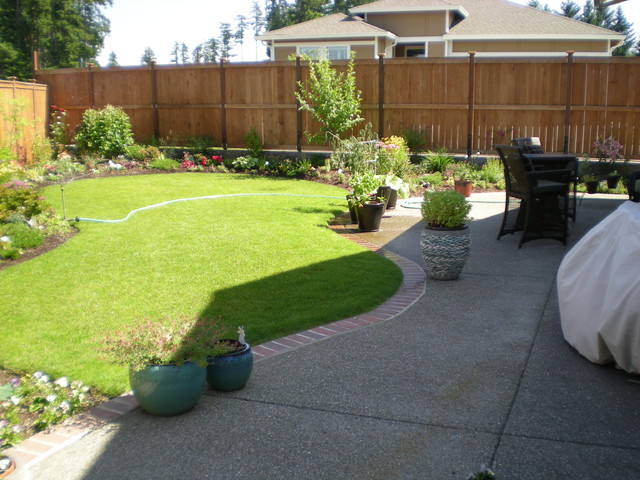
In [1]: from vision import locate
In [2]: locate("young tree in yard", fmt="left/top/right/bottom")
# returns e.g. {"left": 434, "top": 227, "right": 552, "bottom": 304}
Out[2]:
{"left": 295, "top": 54, "right": 363, "bottom": 144}
{"left": 250, "top": 1, "right": 265, "bottom": 60}
{"left": 170, "top": 41, "right": 180, "bottom": 64}
{"left": 202, "top": 38, "right": 219, "bottom": 63}
{"left": 141, "top": 47, "right": 156, "bottom": 65}
{"left": 192, "top": 45, "right": 203, "bottom": 63}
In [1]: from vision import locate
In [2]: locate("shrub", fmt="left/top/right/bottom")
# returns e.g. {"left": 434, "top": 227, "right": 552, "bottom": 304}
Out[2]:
{"left": 330, "top": 125, "right": 378, "bottom": 176}
{"left": 400, "top": 127, "right": 426, "bottom": 152}
{"left": 74, "top": 105, "right": 135, "bottom": 158}
{"left": 184, "top": 135, "right": 216, "bottom": 155}
{"left": 425, "top": 148, "right": 454, "bottom": 173}
{"left": 149, "top": 157, "right": 180, "bottom": 170}
{"left": 243, "top": 128, "right": 263, "bottom": 158}
{"left": 421, "top": 190, "right": 471, "bottom": 228}
{"left": 376, "top": 136, "right": 411, "bottom": 179}
{"left": 0, "top": 222, "right": 44, "bottom": 250}
{"left": 0, "top": 181, "right": 48, "bottom": 222}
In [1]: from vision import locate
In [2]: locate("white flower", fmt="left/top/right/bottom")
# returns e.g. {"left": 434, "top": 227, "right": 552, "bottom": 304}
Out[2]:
{"left": 39, "top": 375, "right": 50, "bottom": 383}
{"left": 32, "top": 371, "right": 44, "bottom": 379}
{"left": 46, "top": 394, "right": 57, "bottom": 403}
{"left": 264, "top": 161, "right": 269, "bottom": 166}
{"left": 0, "top": 236, "right": 9, "bottom": 243}
{"left": 54, "top": 377, "right": 69, "bottom": 388}
{"left": 9, "top": 395, "right": 21, "bottom": 406}
{"left": 59, "top": 401, "right": 71, "bottom": 412}
{"left": 337, "top": 169, "right": 343, "bottom": 174}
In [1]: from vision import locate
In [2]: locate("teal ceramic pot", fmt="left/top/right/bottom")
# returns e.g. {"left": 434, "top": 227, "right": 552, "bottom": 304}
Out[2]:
{"left": 207, "top": 342, "right": 253, "bottom": 392}
{"left": 129, "top": 362, "right": 206, "bottom": 416}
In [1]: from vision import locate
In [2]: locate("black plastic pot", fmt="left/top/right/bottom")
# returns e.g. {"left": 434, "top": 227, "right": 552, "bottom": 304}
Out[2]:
{"left": 377, "top": 185, "right": 391, "bottom": 209}
{"left": 386, "top": 188, "right": 398, "bottom": 209}
{"left": 346, "top": 195, "right": 358, "bottom": 224}
{"left": 357, "top": 201, "right": 385, "bottom": 232}
{"left": 607, "top": 174, "right": 620, "bottom": 189}
{"left": 585, "top": 180, "right": 599, "bottom": 194}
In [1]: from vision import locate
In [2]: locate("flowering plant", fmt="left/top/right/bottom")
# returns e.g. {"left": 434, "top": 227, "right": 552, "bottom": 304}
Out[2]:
{"left": 0, "top": 371, "right": 95, "bottom": 451}
{"left": 375, "top": 136, "right": 410, "bottom": 178}
{"left": 593, "top": 136, "right": 625, "bottom": 163}
{"left": 98, "top": 316, "right": 231, "bottom": 371}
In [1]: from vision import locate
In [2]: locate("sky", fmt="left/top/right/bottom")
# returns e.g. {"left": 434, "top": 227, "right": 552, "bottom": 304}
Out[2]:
{"left": 96, "top": 0, "right": 640, "bottom": 67}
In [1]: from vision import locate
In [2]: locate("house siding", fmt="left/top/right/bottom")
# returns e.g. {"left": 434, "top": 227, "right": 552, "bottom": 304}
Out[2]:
{"left": 428, "top": 41, "right": 446, "bottom": 57}
{"left": 366, "top": 12, "right": 447, "bottom": 36}
{"left": 451, "top": 39, "right": 611, "bottom": 54}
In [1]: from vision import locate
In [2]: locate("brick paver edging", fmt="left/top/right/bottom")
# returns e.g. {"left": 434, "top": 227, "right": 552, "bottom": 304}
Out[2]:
{"left": 4, "top": 224, "right": 426, "bottom": 476}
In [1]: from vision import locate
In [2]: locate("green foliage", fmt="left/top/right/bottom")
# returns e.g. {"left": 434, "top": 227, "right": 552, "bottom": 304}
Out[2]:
{"left": 232, "top": 155, "right": 262, "bottom": 171}
{"left": 376, "top": 136, "right": 411, "bottom": 179}
{"left": 0, "top": 223, "right": 44, "bottom": 250}
{"left": 421, "top": 190, "right": 471, "bottom": 228}
{"left": 476, "top": 158, "right": 504, "bottom": 186}
{"left": 330, "top": 125, "right": 378, "bottom": 176}
{"left": 400, "top": 127, "right": 426, "bottom": 152}
{"left": 149, "top": 156, "right": 180, "bottom": 170}
{"left": 49, "top": 105, "right": 69, "bottom": 156}
{"left": 0, "top": 181, "right": 48, "bottom": 222}
{"left": 98, "top": 316, "right": 230, "bottom": 371}
{"left": 125, "top": 144, "right": 161, "bottom": 163}
{"left": 348, "top": 171, "right": 383, "bottom": 206}
{"left": 425, "top": 148, "right": 454, "bottom": 174}
{"left": 295, "top": 54, "right": 364, "bottom": 144}
{"left": 184, "top": 135, "right": 216, "bottom": 155}
{"left": 418, "top": 172, "right": 444, "bottom": 189}
{"left": 0, "top": 0, "right": 111, "bottom": 79}
{"left": 243, "top": 128, "right": 264, "bottom": 158}
{"left": 74, "top": 105, "right": 135, "bottom": 159}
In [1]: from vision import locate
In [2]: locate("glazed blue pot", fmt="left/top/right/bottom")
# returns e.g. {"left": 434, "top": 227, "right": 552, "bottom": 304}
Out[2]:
{"left": 129, "top": 362, "right": 206, "bottom": 416}
{"left": 206, "top": 342, "right": 253, "bottom": 392}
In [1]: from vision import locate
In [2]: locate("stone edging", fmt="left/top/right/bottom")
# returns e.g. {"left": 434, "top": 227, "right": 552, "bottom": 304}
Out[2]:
{"left": 3, "top": 224, "right": 426, "bottom": 476}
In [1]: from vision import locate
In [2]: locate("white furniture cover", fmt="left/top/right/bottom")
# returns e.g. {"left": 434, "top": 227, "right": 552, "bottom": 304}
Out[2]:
{"left": 557, "top": 201, "right": 640, "bottom": 373}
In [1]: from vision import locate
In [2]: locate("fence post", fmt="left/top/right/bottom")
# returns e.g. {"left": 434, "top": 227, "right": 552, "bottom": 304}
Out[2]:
{"left": 150, "top": 61, "right": 159, "bottom": 139}
{"left": 32, "top": 51, "right": 39, "bottom": 75}
{"left": 87, "top": 63, "right": 95, "bottom": 108}
{"left": 563, "top": 51, "right": 575, "bottom": 154}
{"left": 295, "top": 55, "right": 303, "bottom": 152}
{"left": 378, "top": 52, "right": 385, "bottom": 139}
{"left": 466, "top": 51, "right": 476, "bottom": 158}
{"left": 220, "top": 58, "right": 228, "bottom": 150}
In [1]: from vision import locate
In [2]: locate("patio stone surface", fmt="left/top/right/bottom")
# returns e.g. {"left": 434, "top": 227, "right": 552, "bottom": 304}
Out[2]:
{"left": 8, "top": 192, "right": 640, "bottom": 480}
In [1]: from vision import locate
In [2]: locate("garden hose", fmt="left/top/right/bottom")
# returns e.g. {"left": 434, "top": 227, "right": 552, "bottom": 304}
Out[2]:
{"left": 72, "top": 193, "right": 347, "bottom": 223}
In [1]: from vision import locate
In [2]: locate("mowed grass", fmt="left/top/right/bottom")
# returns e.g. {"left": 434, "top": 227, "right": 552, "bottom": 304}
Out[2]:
{"left": 0, "top": 174, "right": 402, "bottom": 396}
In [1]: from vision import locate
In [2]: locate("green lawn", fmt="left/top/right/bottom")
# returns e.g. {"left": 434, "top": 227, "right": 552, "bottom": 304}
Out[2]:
{"left": 0, "top": 174, "right": 402, "bottom": 396}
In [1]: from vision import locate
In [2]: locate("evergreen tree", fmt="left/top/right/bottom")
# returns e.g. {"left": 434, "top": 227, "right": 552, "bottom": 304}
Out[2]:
{"left": 266, "top": 0, "right": 294, "bottom": 31}
{"left": 527, "top": 0, "right": 552, "bottom": 12}
{"left": 235, "top": 15, "right": 247, "bottom": 61}
{"left": 180, "top": 43, "right": 190, "bottom": 63}
{"left": 0, "top": 0, "right": 111, "bottom": 79}
{"left": 219, "top": 23, "right": 235, "bottom": 60}
{"left": 202, "top": 38, "right": 219, "bottom": 63}
{"left": 558, "top": 0, "right": 581, "bottom": 18}
{"left": 291, "top": 0, "right": 327, "bottom": 23}
{"left": 610, "top": 6, "right": 635, "bottom": 56}
{"left": 250, "top": 1, "right": 265, "bottom": 60}
{"left": 192, "top": 45, "right": 203, "bottom": 63}
{"left": 170, "top": 41, "right": 180, "bottom": 64}
{"left": 141, "top": 47, "right": 156, "bottom": 65}
{"left": 107, "top": 51, "right": 118, "bottom": 67}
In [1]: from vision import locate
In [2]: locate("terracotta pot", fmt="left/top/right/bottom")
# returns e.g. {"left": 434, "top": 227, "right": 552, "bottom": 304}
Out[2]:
{"left": 454, "top": 180, "right": 473, "bottom": 197}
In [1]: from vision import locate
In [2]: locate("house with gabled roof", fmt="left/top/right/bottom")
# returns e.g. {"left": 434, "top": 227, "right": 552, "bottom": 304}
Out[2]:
{"left": 257, "top": 0, "right": 625, "bottom": 60}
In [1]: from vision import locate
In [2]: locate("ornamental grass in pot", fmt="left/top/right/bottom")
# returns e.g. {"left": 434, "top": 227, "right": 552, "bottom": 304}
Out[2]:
{"left": 420, "top": 190, "right": 472, "bottom": 280}
{"left": 99, "top": 315, "right": 231, "bottom": 416}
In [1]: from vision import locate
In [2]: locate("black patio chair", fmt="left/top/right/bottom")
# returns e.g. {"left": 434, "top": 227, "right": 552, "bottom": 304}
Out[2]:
{"left": 628, "top": 170, "right": 640, "bottom": 202}
{"left": 512, "top": 137, "right": 578, "bottom": 221}
{"left": 495, "top": 145, "right": 573, "bottom": 248}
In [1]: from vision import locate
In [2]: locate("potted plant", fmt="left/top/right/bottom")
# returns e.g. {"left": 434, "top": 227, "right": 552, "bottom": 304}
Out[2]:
{"left": 378, "top": 174, "right": 410, "bottom": 209}
{"left": 607, "top": 170, "right": 621, "bottom": 189}
{"left": 99, "top": 315, "right": 230, "bottom": 416}
{"left": 452, "top": 163, "right": 474, "bottom": 197}
{"left": 593, "top": 136, "right": 626, "bottom": 190}
{"left": 206, "top": 327, "right": 254, "bottom": 392}
{"left": 582, "top": 174, "right": 599, "bottom": 194}
{"left": 348, "top": 172, "right": 385, "bottom": 232}
{"left": 420, "top": 190, "right": 472, "bottom": 280}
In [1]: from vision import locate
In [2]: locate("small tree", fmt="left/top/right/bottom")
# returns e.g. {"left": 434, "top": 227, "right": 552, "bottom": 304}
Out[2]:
{"left": 74, "top": 105, "right": 134, "bottom": 158}
{"left": 141, "top": 47, "right": 156, "bottom": 65}
{"left": 295, "top": 54, "right": 363, "bottom": 144}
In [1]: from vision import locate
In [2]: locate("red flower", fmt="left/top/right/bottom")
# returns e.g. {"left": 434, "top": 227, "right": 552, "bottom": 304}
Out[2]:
{"left": 212, "top": 156, "right": 222, "bottom": 163}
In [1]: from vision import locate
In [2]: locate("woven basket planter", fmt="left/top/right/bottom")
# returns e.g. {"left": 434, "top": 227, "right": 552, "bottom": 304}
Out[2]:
{"left": 420, "top": 225, "right": 471, "bottom": 280}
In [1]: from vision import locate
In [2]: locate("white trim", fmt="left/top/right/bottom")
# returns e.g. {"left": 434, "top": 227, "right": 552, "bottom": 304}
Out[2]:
{"left": 256, "top": 31, "right": 396, "bottom": 41}
{"left": 447, "top": 50, "right": 614, "bottom": 57}
{"left": 353, "top": 5, "right": 469, "bottom": 17}
{"left": 445, "top": 33, "right": 624, "bottom": 41}
{"left": 272, "top": 40, "right": 374, "bottom": 48}
{"left": 297, "top": 44, "right": 351, "bottom": 60}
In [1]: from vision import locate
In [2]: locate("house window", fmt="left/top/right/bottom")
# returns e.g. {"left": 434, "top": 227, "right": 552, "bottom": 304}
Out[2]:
{"left": 406, "top": 46, "right": 426, "bottom": 57}
{"left": 298, "top": 46, "right": 349, "bottom": 60}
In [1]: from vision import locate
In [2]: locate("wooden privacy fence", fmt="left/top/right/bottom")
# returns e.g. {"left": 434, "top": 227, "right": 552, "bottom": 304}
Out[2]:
{"left": 34, "top": 55, "right": 640, "bottom": 158}
{"left": 0, "top": 78, "right": 48, "bottom": 164}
